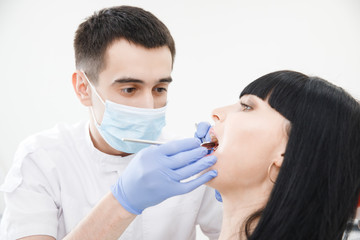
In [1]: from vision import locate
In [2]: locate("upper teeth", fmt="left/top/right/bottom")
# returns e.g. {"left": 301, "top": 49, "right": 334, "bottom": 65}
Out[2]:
{"left": 209, "top": 132, "right": 218, "bottom": 143}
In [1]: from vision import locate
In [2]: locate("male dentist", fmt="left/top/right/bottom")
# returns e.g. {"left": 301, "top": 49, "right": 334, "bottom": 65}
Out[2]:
{"left": 0, "top": 6, "right": 222, "bottom": 240}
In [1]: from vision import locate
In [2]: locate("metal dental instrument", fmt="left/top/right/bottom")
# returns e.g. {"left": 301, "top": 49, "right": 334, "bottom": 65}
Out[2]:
{"left": 122, "top": 124, "right": 218, "bottom": 150}
{"left": 122, "top": 137, "right": 217, "bottom": 150}
{"left": 200, "top": 141, "right": 218, "bottom": 149}
{"left": 121, "top": 138, "right": 165, "bottom": 145}
{"left": 195, "top": 123, "right": 217, "bottom": 150}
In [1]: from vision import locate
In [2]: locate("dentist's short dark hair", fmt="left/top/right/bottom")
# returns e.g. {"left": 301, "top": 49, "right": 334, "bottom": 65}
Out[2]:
{"left": 74, "top": 5, "right": 175, "bottom": 84}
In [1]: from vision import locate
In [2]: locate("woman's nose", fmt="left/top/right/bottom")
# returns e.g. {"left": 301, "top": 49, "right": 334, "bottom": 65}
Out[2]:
{"left": 212, "top": 106, "right": 228, "bottom": 123}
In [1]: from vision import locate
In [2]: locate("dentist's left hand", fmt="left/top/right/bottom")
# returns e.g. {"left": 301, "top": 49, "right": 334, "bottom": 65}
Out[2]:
{"left": 195, "top": 121, "right": 212, "bottom": 143}
{"left": 111, "top": 138, "right": 217, "bottom": 215}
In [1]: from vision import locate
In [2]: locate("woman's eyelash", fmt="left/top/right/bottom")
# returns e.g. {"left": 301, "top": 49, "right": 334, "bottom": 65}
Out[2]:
{"left": 240, "top": 102, "right": 252, "bottom": 110}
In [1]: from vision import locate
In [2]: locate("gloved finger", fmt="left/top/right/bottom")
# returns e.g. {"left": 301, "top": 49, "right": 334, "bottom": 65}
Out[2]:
{"left": 194, "top": 122, "right": 212, "bottom": 142}
{"left": 215, "top": 189, "right": 223, "bottom": 202}
{"left": 203, "top": 129, "right": 212, "bottom": 143}
{"left": 157, "top": 138, "right": 201, "bottom": 156}
{"left": 179, "top": 170, "right": 218, "bottom": 194}
{"left": 166, "top": 147, "right": 208, "bottom": 169}
{"left": 173, "top": 155, "right": 217, "bottom": 180}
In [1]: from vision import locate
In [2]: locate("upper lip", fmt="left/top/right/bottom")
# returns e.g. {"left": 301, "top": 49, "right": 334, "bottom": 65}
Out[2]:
{"left": 209, "top": 127, "right": 219, "bottom": 144}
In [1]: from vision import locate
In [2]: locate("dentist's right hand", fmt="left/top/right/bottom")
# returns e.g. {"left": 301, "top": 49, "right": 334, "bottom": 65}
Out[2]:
{"left": 111, "top": 138, "right": 217, "bottom": 215}
{"left": 195, "top": 122, "right": 223, "bottom": 202}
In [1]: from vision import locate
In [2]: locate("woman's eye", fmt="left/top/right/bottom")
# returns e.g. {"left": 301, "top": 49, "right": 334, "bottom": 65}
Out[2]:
{"left": 240, "top": 103, "right": 252, "bottom": 111}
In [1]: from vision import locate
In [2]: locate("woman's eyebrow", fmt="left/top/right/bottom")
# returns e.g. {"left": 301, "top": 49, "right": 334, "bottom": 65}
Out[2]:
{"left": 241, "top": 95, "right": 257, "bottom": 106}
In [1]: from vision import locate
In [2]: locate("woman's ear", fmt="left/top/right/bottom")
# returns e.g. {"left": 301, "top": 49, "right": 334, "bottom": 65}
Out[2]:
{"left": 268, "top": 153, "right": 285, "bottom": 184}
{"left": 274, "top": 153, "right": 285, "bottom": 168}
{"left": 72, "top": 70, "right": 92, "bottom": 107}
{"left": 275, "top": 119, "right": 290, "bottom": 168}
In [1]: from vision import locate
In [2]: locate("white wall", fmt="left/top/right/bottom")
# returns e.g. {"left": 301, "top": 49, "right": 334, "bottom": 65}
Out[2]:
{"left": 0, "top": 0, "right": 359, "bottom": 237}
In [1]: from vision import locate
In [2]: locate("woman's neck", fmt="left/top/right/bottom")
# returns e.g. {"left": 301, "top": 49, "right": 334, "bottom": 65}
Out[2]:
{"left": 218, "top": 186, "right": 271, "bottom": 240}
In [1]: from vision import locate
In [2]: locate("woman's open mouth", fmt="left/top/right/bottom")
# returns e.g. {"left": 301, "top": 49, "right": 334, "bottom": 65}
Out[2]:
{"left": 200, "top": 128, "right": 219, "bottom": 151}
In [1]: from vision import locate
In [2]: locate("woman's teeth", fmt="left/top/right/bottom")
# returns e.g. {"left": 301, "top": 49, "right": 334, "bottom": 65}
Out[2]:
{"left": 210, "top": 132, "right": 218, "bottom": 143}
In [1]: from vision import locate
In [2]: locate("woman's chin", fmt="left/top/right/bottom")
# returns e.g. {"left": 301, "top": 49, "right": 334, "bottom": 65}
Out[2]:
{"left": 205, "top": 176, "right": 217, "bottom": 187}
{"left": 204, "top": 167, "right": 221, "bottom": 188}
{"left": 196, "top": 162, "right": 217, "bottom": 186}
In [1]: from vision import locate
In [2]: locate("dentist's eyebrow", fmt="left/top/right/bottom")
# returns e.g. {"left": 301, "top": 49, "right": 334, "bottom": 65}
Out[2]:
{"left": 112, "top": 77, "right": 172, "bottom": 85}
{"left": 159, "top": 77, "right": 172, "bottom": 83}
{"left": 113, "top": 78, "right": 144, "bottom": 84}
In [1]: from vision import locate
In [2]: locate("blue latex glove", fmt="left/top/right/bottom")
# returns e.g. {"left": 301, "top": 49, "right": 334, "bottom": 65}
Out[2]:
{"left": 195, "top": 121, "right": 214, "bottom": 154}
{"left": 215, "top": 189, "right": 223, "bottom": 202}
{"left": 195, "top": 122, "right": 212, "bottom": 143}
{"left": 111, "top": 138, "right": 218, "bottom": 215}
{"left": 195, "top": 123, "right": 222, "bottom": 202}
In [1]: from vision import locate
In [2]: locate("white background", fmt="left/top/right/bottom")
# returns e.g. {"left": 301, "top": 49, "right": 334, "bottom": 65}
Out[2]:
{"left": 0, "top": 0, "right": 359, "bottom": 238}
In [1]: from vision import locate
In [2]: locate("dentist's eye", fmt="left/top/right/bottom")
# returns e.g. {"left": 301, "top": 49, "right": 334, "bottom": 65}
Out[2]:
{"left": 121, "top": 88, "right": 136, "bottom": 94}
{"left": 240, "top": 102, "right": 252, "bottom": 111}
{"left": 154, "top": 87, "right": 167, "bottom": 93}
{"left": 153, "top": 87, "right": 168, "bottom": 97}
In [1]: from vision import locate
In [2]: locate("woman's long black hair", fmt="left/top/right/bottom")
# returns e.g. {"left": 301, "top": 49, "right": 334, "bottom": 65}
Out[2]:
{"left": 240, "top": 70, "right": 360, "bottom": 240}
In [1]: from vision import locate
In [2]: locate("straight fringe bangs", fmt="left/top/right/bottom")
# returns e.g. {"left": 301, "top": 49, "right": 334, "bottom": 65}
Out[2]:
{"left": 240, "top": 70, "right": 360, "bottom": 240}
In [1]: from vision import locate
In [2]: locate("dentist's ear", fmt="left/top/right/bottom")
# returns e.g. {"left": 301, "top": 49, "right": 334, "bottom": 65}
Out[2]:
{"left": 72, "top": 70, "right": 92, "bottom": 106}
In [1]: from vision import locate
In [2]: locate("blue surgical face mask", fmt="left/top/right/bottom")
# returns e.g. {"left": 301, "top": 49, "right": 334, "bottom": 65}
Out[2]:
{"left": 82, "top": 71, "right": 166, "bottom": 153}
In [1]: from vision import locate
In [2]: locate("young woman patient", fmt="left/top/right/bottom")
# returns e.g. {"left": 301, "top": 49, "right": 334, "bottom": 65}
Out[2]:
{"left": 205, "top": 70, "right": 360, "bottom": 240}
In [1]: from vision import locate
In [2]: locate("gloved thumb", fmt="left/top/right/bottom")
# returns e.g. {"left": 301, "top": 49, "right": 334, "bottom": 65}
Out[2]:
{"left": 195, "top": 122, "right": 211, "bottom": 142}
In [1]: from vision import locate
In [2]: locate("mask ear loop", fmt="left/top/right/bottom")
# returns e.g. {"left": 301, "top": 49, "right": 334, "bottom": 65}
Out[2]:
{"left": 81, "top": 70, "right": 105, "bottom": 125}
{"left": 81, "top": 70, "right": 105, "bottom": 105}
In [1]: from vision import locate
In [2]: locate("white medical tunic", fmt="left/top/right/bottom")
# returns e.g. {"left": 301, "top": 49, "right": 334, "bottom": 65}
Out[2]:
{"left": 0, "top": 121, "right": 222, "bottom": 239}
